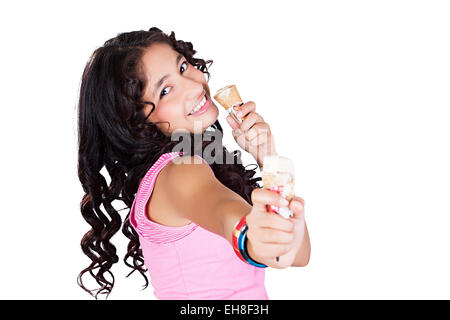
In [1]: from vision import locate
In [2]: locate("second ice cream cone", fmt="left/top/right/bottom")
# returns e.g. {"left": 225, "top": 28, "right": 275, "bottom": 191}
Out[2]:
{"left": 261, "top": 155, "right": 295, "bottom": 219}
{"left": 261, "top": 155, "right": 296, "bottom": 263}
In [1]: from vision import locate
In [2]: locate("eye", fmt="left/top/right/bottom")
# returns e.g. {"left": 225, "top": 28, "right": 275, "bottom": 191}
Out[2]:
{"left": 160, "top": 61, "right": 189, "bottom": 98}
{"left": 160, "top": 86, "right": 171, "bottom": 97}
{"left": 180, "top": 61, "right": 188, "bottom": 73}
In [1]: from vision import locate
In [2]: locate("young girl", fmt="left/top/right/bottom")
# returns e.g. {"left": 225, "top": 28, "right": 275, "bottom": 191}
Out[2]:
{"left": 77, "top": 27, "right": 310, "bottom": 300}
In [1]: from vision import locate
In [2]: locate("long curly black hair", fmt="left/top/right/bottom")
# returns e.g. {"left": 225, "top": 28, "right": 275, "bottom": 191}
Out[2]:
{"left": 77, "top": 27, "right": 262, "bottom": 299}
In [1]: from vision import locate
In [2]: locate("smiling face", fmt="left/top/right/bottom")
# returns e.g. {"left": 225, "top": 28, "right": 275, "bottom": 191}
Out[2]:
{"left": 140, "top": 42, "right": 219, "bottom": 136}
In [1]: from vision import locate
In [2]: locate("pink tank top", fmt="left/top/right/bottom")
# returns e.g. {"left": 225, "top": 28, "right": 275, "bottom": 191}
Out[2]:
{"left": 129, "top": 152, "right": 269, "bottom": 300}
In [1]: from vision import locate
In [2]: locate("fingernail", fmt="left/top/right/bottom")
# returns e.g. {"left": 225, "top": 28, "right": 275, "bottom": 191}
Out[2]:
{"left": 235, "top": 111, "right": 243, "bottom": 117}
{"left": 233, "top": 129, "right": 242, "bottom": 135}
{"left": 233, "top": 105, "right": 241, "bottom": 111}
{"left": 281, "top": 198, "right": 289, "bottom": 206}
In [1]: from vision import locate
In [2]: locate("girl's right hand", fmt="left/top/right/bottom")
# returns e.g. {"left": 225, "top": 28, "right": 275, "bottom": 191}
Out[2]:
{"left": 245, "top": 188, "right": 297, "bottom": 268}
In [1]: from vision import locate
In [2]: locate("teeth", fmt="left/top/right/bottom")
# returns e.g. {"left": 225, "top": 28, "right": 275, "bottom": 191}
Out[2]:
{"left": 189, "top": 96, "right": 207, "bottom": 115}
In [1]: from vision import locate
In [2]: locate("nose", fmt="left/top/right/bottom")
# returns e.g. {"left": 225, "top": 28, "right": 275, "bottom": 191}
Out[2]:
{"left": 182, "top": 78, "right": 205, "bottom": 108}
{"left": 186, "top": 83, "right": 204, "bottom": 101}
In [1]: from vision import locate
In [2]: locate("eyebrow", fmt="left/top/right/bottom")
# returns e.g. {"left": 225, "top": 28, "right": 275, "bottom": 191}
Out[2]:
{"left": 151, "top": 53, "right": 184, "bottom": 98}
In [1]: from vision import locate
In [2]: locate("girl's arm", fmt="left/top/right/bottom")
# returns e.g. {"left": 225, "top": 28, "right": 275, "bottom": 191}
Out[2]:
{"left": 159, "top": 155, "right": 253, "bottom": 246}
{"left": 159, "top": 155, "right": 297, "bottom": 267}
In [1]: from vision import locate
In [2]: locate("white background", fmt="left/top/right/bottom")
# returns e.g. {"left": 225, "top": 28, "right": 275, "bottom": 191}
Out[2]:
{"left": 0, "top": 0, "right": 449, "bottom": 299}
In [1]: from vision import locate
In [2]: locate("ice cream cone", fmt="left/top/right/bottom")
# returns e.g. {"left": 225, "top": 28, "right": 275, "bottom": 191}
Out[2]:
{"left": 213, "top": 85, "right": 244, "bottom": 124}
{"left": 261, "top": 155, "right": 295, "bottom": 219}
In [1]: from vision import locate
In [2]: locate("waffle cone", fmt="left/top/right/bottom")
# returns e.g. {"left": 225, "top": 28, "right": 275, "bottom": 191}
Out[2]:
{"left": 213, "top": 85, "right": 243, "bottom": 110}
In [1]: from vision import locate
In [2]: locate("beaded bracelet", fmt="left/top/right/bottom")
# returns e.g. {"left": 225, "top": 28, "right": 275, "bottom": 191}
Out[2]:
{"left": 232, "top": 216, "right": 267, "bottom": 268}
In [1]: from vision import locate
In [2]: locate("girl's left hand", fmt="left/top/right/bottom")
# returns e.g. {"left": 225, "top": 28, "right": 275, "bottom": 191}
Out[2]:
{"left": 226, "top": 101, "right": 277, "bottom": 168}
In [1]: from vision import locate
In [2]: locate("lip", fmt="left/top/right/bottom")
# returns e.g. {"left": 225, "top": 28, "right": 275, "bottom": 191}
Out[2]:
{"left": 188, "top": 94, "right": 211, "bottom": 117}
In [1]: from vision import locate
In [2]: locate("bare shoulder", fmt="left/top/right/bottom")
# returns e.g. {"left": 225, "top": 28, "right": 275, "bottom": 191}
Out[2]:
{"left": 165, "top": 155, "right": 217, "bottom": 187}
{"left": 145, "top": 155, "right": 218, "bottom": 227}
